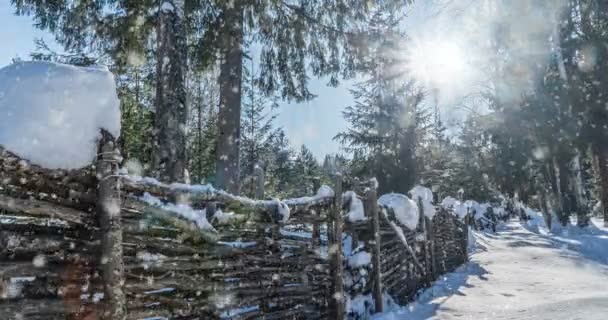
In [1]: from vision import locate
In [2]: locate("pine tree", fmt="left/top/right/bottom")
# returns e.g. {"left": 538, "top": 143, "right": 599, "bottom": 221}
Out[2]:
{"left": 207, "top": 0, "right": 416, "bottom": 193}
{"left": 265, "top": 131, "right": 294, "bottom": 197}
{"left": 152, "top": 0, "right": 188, "bottom": 182}
{"left": 187, "top": 68, "right": 220, "bottom": 184}
{"left": 291, "top": 145, "right": 320, "bottom": 196}
{"left": 335, "top": 10, "right": 426, "bottom": 194}
{"left": 117, "top": 66, "right": 154, "bottom": 169}
{"left": 239, "top": 60, "right": 280, "bottom": 198}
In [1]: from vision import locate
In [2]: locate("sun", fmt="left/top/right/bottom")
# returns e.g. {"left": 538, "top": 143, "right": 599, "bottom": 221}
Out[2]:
{"left": 406, "top": 37, "right": 468, "bottom": 90}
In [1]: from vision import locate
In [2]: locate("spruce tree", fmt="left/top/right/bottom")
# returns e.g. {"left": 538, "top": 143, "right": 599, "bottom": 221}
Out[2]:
{"left": 335, "top": 10, "right": 426, "bottom": 194}
{"left": 239, "top": 60, "right": 280, "bottom": 197}
{"left": 292, "top": 145, "right": 320, "bottom": 196}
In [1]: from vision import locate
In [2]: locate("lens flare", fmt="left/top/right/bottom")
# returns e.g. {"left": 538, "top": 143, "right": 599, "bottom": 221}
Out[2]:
{"left": 406, "top": 37, "right": 468, "bottom": 90}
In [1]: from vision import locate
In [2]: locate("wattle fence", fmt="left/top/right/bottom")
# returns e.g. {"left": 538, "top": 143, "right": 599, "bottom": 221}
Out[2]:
{"left": 0, "top": 137, "right": 468, "bottom": 320}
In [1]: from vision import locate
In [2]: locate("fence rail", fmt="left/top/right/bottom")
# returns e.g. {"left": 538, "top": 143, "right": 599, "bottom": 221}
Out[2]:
{"left": 0, "top": 138, "right": 468, "bottom": 320}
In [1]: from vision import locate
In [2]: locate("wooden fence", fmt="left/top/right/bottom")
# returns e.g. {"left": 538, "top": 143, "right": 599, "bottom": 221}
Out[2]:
{"left": 342, "top": 184, "right": 468, "bottom": 316}
{"left": 0, "top": 139, "right": 468, "bottom": 320}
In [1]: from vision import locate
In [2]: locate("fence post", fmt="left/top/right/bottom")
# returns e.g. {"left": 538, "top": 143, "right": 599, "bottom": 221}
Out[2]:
{"left": 429, "top": 210, "right": 437, "bottom": 279}
{"left": 331, "top": 174, "right": 345, "bottom": 319}
{"left": 417, "top": 197, "right": 432, "bottom": 284}
{"left": 96, "top": 130, "right": 126, "bottom": 320}
{"left": 425, "top": 216, "right": 435, "bottom": 280}
{"left": 368, "top": 187, "right": 383, "bottom": 313}
{"left": 254, "top": 162, "right": 265, "bottom": 200}
{"left": 312, "top": 177, "right": 321, "bottom": 249}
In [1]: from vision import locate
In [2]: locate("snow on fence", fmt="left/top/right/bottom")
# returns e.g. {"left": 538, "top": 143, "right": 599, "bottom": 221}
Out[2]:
{"left": 342, "top": 184, "right": 468, "bottom": 317}
{"left": 0, "top": 141, "right": 468, "bottom": 319}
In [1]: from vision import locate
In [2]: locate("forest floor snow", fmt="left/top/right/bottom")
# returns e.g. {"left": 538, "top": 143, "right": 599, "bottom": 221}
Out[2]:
{"left": 374, "top": 219, "right": 608, "bottom": 320}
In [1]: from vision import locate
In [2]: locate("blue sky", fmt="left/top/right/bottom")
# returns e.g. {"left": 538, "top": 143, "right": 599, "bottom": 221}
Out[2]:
{"left": 0, "top": 1, "right": 446, "bottom": 160}
{"left": 0, "top": 2, "right": 354, "bottom": 160}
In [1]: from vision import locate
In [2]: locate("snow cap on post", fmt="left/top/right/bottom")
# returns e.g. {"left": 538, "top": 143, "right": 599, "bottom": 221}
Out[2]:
{"left": 441, "top": 196, "right": 459, "bottom": 208}
{"left": 343, "top": 191, "right": 366, "bottom": 222}
{"left": 316, "top": 184, "right": 335, "bottom": 198}
{"left": 378, "top": 193, "right": 419, "bottom": 230}
{"left": 0, "top": 61, "right": 121, "bottom": 169}
{"left": 409, "top": 185, "right": 436, "bottom": 219}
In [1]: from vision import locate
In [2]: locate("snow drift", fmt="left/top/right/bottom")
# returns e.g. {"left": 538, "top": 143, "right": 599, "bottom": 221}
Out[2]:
{"left": 0, "top": 61, "right": 121, "bottom": 169}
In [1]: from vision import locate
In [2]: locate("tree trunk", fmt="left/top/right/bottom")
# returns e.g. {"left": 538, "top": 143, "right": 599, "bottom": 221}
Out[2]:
{"left": 97, "top": 131, "right": 126, "bottom": 319}
{"left": 152, "top": 0, "right": 188, "bottom": 183}
{"left": 538, "top": 185, "right": 552, "bottom": 230}
{"left": 215, "top": 3, "right": 244, "bottom": 194}
{"left": 572, "top": 152, "right": 589, "bottom": 227}
{"left": 552, "top": 156, "right": 569, "bottom": 225}
{"left": 594, "top": 145, "right": 608, "bottom": 227}
{"left": 559, "top": 157, "right": 574, "bottom": 224}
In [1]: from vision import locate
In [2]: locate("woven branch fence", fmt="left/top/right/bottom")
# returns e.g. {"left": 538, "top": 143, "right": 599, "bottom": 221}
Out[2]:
{"left": 0, "top": 136, "right": 467, "bottom": 320}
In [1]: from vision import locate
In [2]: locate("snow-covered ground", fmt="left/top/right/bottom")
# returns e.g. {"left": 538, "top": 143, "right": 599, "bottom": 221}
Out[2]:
{"left": 375, "top": 219, "right": 608, "bottom": 320}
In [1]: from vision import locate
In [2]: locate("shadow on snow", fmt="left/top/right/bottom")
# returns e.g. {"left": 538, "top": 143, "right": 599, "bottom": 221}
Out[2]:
{"left": 371, "top": 261, "right": 489, "bottom": 320}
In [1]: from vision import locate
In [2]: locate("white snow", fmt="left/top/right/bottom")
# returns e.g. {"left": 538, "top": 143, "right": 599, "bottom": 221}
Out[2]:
{"left": 440, "top": 196, "right": 459, "bottom": 208}
{"left": 473, "top": 202, "right": 490, "bottom": 219}
{"left": 344, "top": 191, "right": 366, "bottom": 222}
{"left": 144, "top": 287, "right": 175, "bottom": 295}
{"left": 464, "top": 199, "right": 478, "bottom": 209}
{"left": 32, "top": 254, "right": 46, "bottom": 268}
{"left": 0, "top": 61, "right": 120, "bottom": 169}
{"left": 212, "top": 209, "right": 237, "bottom": 224}
{"left": 440, "top": 197, "right": 471, "bottom": 219}
{"left": 316, "top": 184, "right": 335, "bottom": 198}
{"left": 277, "top": 200, "right": 290, "bottom": 223}
{"left": 347, "top": 251, "right": 372, "bottom": 268}
{"left": 141, "top": 192, "right": 216, "bottom": 232}
{"left": 372, "top": 220, "right": 608, "bottom": 320}
{"left": 124, "top": 175, "right": 334, "bottom": 218}
{"left": 217, "top": 241, "right": 257, "bottom": 248}
{"left": 136, "top": 251, "right": 166, "bottom": 262}
{"left": 379, "top": 193, "right": 419, "bottom": 230}
{"left": 160, "top": 1, "right": 175, "bottom": 12}
{"left": 453, "top": 202, "right": 468, "bottom": 219}
{"left": 347, "top": 292, "right": 398, "bottom": 318}
{"left": 220, "top": 305, "right": 260, "bottom": 319}
{"left": 409, "top": 185, "right": 436, "bottom": 219}
{"left": 370, "top": 177, "right": 379, "bottom": 189}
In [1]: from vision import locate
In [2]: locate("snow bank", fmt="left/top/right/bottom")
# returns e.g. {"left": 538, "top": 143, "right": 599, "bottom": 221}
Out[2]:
{"left": 347, "top": 251, "right": 371, "bottom": 268}
{"left": 0, "top": 61, "right": 121, "bottom": 169}
{"left": 409, "top": 185, "right": 436, "bottom": 219}
{"left": 379, "top": 193, "right": 419, "bottom": 230}
{"left": 521, "top": 206, "right": 547, "bottom": 233}
{"left": 347, "top": 292, "right": 398, "bottom": 319}
{"left": 141, "top": 192, "right": 216, "bottom": 232}
{"left": 473, "top": 203, "right": 490, "bottom": 220}
{"left": 344, "top": 191, "right": 366, "bottom": 222}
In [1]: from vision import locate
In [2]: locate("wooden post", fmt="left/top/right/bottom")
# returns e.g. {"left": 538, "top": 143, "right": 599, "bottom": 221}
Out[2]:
{"left": 254, "top": 162, "right": 265, "bottom": 200}
{"left": 368, "top": 187, "right": 383, "bottom": 313}
{"left": 424, "top": 216, "right": 434, "bottom": 280}
{"left": 429, "top": 211, "right": 437, "bottom": 279}
{"left": 312, "top": 177, "right": 321, "bottom": 249}
{"left": 96, "top": 130, "right": 126, "bottom": 320}
{"left": 331, "top": 174, "right": 345, "bottom": 319}
{"left": 418, "top": 197, "right": 432, "bottom": 284}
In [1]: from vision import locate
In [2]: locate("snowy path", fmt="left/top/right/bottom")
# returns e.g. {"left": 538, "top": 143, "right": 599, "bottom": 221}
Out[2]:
{"left": 376, "top": 220, "right": 608, "bottom": 320}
